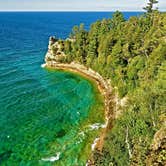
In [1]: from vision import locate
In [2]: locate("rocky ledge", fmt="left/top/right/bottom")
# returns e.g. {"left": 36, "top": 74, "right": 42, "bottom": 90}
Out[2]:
{"left": 45, "top": 36, "right": 66, "bottom": 62}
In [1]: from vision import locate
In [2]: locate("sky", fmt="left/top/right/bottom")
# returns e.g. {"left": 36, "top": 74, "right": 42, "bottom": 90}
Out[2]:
{"left": 0, "top": 0, "right": 165, "bottom": 11}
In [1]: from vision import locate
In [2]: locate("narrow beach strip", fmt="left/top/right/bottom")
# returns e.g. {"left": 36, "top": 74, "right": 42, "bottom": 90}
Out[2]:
{"left": 42, "top": 61, "right": 114, "bottom": 151}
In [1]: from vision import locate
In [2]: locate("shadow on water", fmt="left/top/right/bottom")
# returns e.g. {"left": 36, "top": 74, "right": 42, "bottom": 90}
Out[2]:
{"left": 55, "top": 129, "right": 66, "bottom": 138}
{"left": 0, "top": 150, "right": 12, "bottom": 164}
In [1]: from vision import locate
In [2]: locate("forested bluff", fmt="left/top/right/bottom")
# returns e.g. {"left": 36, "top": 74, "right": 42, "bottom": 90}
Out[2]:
{"left": 45, "top": 7, "right": 166, "bottom": 166}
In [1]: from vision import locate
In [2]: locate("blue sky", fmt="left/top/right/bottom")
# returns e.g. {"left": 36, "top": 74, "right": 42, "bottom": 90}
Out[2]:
{"left": 0, "top": 0, "right": 165, "bottom": 11}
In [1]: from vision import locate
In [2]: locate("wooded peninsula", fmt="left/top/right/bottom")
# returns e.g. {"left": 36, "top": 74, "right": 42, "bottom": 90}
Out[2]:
{"left": 44, "top": 1, "right": 166, "bottom": 165}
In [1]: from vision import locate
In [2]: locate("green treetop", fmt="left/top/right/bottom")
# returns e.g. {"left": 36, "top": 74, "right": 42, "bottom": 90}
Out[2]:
{"left": 143, "top": 0, "right": 158, "bottom": 13}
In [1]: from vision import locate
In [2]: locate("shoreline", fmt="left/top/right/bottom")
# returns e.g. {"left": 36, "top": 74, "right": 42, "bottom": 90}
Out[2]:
{"left": 42, "top": 61, "right": 114, "bottom": 153}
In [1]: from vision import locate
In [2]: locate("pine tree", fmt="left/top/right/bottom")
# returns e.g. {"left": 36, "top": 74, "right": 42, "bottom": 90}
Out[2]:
{"left": 143, "top": 0, "right": 158, "bottom": 13}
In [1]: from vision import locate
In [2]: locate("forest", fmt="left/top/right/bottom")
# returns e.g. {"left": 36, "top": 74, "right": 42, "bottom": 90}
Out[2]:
{"left": 52, "top": 1, "right": 166, "bottom": 165}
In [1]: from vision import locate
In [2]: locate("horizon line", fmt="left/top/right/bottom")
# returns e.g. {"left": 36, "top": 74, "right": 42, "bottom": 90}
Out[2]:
{"left": 0, "top": 10, "right": 145, "bottom": 13}
{"left": 0, "top": 10, "right": 165, "bottom": 12}
{"left": 1, "top": 10, "right": 165, "bottom": 12}
{"left": 0, "top": 10, "right": 145, "bottom": 12}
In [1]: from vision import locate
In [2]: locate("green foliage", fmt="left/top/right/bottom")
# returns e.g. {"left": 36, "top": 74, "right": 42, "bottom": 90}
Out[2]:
{"left": 51, "top": 45, "right": 58, "bottom": 55}
{"left": 64, "top": 40, "right": 72, "bottom": 53}
{"left": 143, "top": 0, "right": 158, "bottom": 13}
{"left": 58, "top": 11, "right": 166, "bottom": 165}
{"left": 110, "top": 11, "right": 125, "bottom": 29}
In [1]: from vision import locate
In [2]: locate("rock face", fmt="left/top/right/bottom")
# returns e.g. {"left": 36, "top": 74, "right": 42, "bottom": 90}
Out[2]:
{"left": 152, "top": 126, "right": 166, "bottom": 151}
{"left": 45, "top": 36, "right": 66, "bottom": 63}
{"left": 146, "top": 126, "right": 166, "bottom": 165}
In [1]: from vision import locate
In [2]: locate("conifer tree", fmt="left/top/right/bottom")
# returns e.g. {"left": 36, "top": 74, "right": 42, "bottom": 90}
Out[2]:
{"left": 143, "top": 0, "right": 158, "bottom": 13}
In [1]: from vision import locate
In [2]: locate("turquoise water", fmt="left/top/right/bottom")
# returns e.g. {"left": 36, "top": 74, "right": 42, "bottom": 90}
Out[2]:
{"left": 0, "top": 12, "right": 142, "bottom": 165}
{"left": 0, "top": 67, "right": 105, "bottom": 165}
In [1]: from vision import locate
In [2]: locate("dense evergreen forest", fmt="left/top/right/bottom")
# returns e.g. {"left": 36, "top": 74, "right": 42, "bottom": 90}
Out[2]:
{"left": 52, "top": 1, "right": 166, "bottom": 165}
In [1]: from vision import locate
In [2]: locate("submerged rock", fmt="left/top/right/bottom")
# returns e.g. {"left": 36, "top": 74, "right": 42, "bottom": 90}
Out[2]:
{"left": 0, "top": 150, "right": 12, "bottom": 164}
{"left": 41, "top": 152, "right": 61, "bottom": 162}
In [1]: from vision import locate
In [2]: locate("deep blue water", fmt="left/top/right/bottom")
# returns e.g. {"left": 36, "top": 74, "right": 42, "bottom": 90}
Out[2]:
{"left": 0, "top": 12, "right": 143, "bottom": 165}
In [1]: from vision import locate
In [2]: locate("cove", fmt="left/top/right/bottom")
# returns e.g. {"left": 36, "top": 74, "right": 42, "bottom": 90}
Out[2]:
{"left": 0, "top": 67, "right": 105, "bottom": 166}
{"left": 39, "top": 68, "right": 106, "bottom": 165}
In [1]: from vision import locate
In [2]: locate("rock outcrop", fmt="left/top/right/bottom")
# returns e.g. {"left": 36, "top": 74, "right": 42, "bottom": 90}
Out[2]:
{"left": 146, "top": 125, "right": 166, "bottom": 165}
{"left": 45, "top": 36, "right": 66, "bottom": 62}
